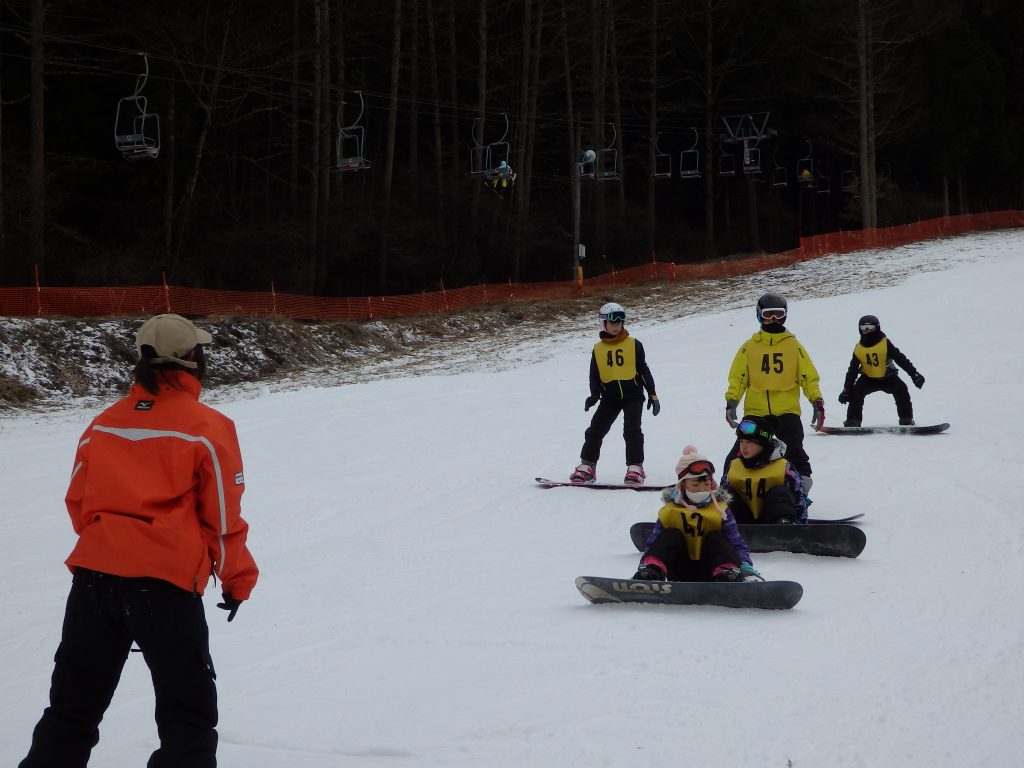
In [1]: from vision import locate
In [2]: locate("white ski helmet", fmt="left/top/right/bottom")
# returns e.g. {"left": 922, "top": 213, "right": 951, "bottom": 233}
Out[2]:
{"left": 598, "top": 302, "right": 627, "bottom": 331}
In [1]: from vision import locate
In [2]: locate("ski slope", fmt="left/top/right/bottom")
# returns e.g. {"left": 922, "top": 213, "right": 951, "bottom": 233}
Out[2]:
{"left": 3, "top": 230, "right": 1023, "bottom": 767}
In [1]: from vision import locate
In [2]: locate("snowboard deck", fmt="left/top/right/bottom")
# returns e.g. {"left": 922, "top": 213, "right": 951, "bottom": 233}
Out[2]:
{"left": 629, "top": 520, "right": 866, "bottom": 558}
{"left": 575, "top": 575, "right": 803, "bottom": 610}
{"left": 818, "top": 422, "right": 949, "bottom": 435}
{"left": 535, "top": 477, "right": 671, "bottom": 492}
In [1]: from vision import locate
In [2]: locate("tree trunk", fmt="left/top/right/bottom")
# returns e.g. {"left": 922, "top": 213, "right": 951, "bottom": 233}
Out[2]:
{"left": 469, "top": 0, "right": 487, "bottom": 239}
{"left": 309, "top": 0, "right": 323, "bottom": 292}
{"left": 378, "top": 0, "right": 403, "bottom": 288}
{"left": 408, "top": 0, "right": 420, "bottom": 211}
{"left": 702, "top": 0, "right": 715, "bottom": 256}
{"left": 562, "top": 0, "right": 579, "bottom": 281}
{"left": 512, "top": 0, "right": 533, "bottom": 281}
{"left": 290, "top": 0, "right": 301, "bottom": 211}
{"left": 29, "top": 0, "right": 46, "bottom": 279}
{"left": 317, "top": 0, "right": 332, "bottom": 292}
{"left": 647, "top": 0, "right": 657, "bottom": 253}
{"left": 163, "top": 86, "right": 176, "bottom": 262}
{"left": 425, "top": 0, "right": 446, "bottom": 256}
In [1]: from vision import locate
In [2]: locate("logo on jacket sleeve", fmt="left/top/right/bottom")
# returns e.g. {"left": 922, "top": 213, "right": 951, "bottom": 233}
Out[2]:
{"left": 134, "top": 400, "right": 155, "bottom": 410}
{"left": 234, "top": 472, "right": 245, "bottom": 486}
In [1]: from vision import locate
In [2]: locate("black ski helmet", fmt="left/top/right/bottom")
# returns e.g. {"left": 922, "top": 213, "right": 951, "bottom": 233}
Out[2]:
{"left": 756, "top": 293, "right": 788, "bottom": 325}
{"left": 858, "top": 314, "right": 880, "bottom": 333}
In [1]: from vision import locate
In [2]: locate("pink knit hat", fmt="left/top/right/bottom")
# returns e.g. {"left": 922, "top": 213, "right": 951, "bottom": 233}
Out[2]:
{"left": 674, "top": 445, "right": 718, "bottom": 490}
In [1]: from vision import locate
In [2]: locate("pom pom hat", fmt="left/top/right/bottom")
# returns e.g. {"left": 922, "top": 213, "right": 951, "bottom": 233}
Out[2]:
{"left": 675, "top": 445, "right": 718, "bottom": 485}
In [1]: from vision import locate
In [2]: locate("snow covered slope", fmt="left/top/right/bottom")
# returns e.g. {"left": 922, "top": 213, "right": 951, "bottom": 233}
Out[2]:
{"left": 2, "top": 229, "right": 1022, "bottom": 767}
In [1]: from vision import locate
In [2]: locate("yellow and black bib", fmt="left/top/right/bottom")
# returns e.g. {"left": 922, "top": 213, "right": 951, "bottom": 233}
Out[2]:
{"left": 725, "top": 459, "right": 787, "bottom": 520}
{"left": 854, "top": 339, "right": 888, "bottom": 378}
{"left": 745, "top": 336, "right": 799, "bottom": 391}
{"left": 656, "top": 501, "right": 725, "bottom": 561}
{"left": 593, "top": 336, "right": 638, "bottom": 384}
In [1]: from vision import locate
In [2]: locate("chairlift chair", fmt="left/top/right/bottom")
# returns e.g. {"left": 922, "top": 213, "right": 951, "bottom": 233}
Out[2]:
{"left": 796, "top": 140, "right": 815, "bottom": 185}
{"left": 742, "top": 145, "right": 761, "bottom": 175}
{"left": 771, "top": 150, "right": 788, "bottom": 188}
{"left": 114, "top": 53, "right": 160, "bottom": 160}
{"left": 595, "top": 123, "right": 621, "bottom": 181}
{"left": 719, "top": 151, "right": 735, "bottom": 177}
{"left": 334, "top": 92, "right": 372, "bottom": 172}
{"left": 652, "top": 133, "right": 672, "bottom": 179}
{"left": 679, "top": 128, "right": 701, "bottom": 178}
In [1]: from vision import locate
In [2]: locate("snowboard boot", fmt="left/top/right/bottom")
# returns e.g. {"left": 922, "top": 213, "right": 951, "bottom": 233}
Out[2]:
{"left": 843, "top": 419, "right": 861, "bottom": 427}
{"left": 899, "top": 418, "right": 915, "bottom": 426}
{"left": 632, "top": 563, "right": 666, "bottom": 581}
{"left": 711, "top": 563, "right": 744, "bottom": 582}
{"left": 570, "top": 462, "right": 596, "bottom": 483}
{"left": 623, "top": 464, "right": 646, "bottom": 485}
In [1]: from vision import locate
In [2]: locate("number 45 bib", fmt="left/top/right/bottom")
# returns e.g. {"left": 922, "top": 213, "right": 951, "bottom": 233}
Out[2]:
{"left": 746, "top": 337, "right": 798, "bottom": 391}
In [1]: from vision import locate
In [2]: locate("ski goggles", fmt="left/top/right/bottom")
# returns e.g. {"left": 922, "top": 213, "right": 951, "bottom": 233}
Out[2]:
{"left": 737, "top": 419, "right": 773, "bottom": 441}
{"left": 601, "top": 310, "right": 626, "bottom": 323}
{"left": 678, "top": 460, "right": 715, "bottom": 480}
{"left": 859, "top": 323, "right": 877, "bottom": 332}
{"left": 760, "top": 308, "right": 787, "bottom": 322}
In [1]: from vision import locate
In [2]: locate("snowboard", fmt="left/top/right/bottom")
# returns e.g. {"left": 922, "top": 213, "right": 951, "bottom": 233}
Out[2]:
{"left": 575, "top": 575, "right": 803, "bottom": 610}
{"left": 535, "top": 477, "right": 671, "bottom": 492}
{"left": 818, "top": 422, "right": 949, "bottom": 435}
{"left": 629, "top": 521, "right": 866, "bottom": 558}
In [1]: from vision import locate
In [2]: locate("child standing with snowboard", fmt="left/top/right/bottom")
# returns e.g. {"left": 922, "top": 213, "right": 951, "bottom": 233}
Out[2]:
{"left": 724, "top": 292, "right": 824, "bottom": 491}
{"left": 838, "top": 314, "right": 925, "bottom": 426}
{"left": 633, "top": 447, "right": 762, "bottom": 583}
{"left": 722, "top": 415, "right": 808, "bottom": 525}
{"left": 570, "top": 302, "right": 660, "bottom": 485}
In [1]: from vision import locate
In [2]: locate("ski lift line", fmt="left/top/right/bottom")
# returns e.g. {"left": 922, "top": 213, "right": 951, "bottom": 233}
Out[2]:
{"left": 0, "top": 24, "right": 785, "bottom": 137}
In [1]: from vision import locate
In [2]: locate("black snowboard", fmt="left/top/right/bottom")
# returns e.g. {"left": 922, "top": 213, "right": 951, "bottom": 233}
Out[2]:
{"left": 818, "top": 422, "right": 949, "bottom": 435}
{"left": 575, "top": 575, "right": 803, "bottom": 610}
{"left": 535, "top": 477, "right": 671, "bottom": 492}
{"left": 629, "top": 521, "right": 866, "bottom": 558}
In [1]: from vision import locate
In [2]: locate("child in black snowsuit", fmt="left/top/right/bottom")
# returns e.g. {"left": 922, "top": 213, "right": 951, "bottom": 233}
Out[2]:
{"left": 839, "top": 314, "right": 925, "bottom": 427}
{"left": 570, "top": 302, "right": 659, "bottom": 485}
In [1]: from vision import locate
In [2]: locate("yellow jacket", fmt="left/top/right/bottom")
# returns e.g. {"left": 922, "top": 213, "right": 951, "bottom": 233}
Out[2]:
{"left": 724, "top": 330, "right": 823, "bottom": 416}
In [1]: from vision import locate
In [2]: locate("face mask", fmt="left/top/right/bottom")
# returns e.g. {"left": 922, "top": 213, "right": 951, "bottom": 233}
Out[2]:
{"left": 683, "top": 489, "right": 712, "bottom": 505}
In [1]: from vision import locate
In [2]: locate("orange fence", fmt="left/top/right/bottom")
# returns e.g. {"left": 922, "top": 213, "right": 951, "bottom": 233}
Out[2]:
{"left": 1, "top": 211, "right": 1021, "bottom": 321}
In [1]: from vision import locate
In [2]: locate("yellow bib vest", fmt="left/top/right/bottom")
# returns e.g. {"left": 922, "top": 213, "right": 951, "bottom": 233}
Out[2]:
{"left": 745, "top": 336, "right": 799, "bottom": 391}
{"left": 854, "top": 339, "right": 888, "bottom": 378}
{"left": 593, "top": 336, "right": 638, "bottom": 383}
{"left": 656, "top": 501, "right": 725, "bottom": 560}
{"left": 725, "top": 459, "right": 787, "bottom": 520}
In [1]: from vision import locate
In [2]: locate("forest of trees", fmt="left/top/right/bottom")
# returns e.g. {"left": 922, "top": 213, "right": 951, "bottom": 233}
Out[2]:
{"left": 0, "top": 0, "right": 1020, "bottom": 297}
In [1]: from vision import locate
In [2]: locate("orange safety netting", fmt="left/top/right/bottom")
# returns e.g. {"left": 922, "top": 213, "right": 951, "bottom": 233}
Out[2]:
{"left": 2, "top": 211, "right": 1021, "bottom": 321}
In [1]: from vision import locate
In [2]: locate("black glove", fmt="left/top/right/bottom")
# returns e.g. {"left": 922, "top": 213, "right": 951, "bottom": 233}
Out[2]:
{"left": 647, "top": 395, "right": 660, "bottom": 416}
{"left": 810, "top": 399, "right": 825, "bottom": 431}
{"left": 725, "top": 399, "right": 739, "bottom": 428}
{"left": 584, "top": 394, "right": 600, "bottom": 411}
{"left": 911, "top": 372, "right": 925, "bottom": 389}
{"left": 217, "top": 592, "right": 243, "bottom": 622}
{"left": 838, "top": 389, "right": 850, "bottom": 405}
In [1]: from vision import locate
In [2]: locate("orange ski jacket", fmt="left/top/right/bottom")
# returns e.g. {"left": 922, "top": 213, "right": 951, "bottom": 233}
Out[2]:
{"left": 64, "top": 372, "right": 259, "bottom": 599}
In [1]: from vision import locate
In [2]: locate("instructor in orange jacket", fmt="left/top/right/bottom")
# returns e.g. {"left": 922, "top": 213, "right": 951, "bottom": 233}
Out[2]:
{"left": 19, "top": 313, "right": 259, "bottom": 768}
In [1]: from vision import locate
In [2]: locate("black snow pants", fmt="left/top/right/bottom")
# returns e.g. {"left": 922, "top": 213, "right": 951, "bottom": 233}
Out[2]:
{"left": 728, "top": 484, "right": 800, "bottom": 524}
{"left": 19, "top": 568, "right": 219, "bottom": 768}
{"left": 846, "top": 375, "right": 913, "bottom": 422}
{"left": 580, "top": 396, "right": 645, "bottom": 466}
{"left": 645, "top": 527, "right": 741, "bottom": 581}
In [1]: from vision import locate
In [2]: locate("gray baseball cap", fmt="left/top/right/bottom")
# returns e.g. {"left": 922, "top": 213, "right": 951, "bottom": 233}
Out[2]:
{"left": 135, "top": 313, "right": 213, "bottom": 369}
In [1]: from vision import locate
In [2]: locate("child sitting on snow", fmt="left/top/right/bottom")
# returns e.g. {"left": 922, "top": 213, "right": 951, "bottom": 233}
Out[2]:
{"left": 633, "top": 446, "right": 761, "bottom": 583}
{"left": 722, "top": 415, "right": 808, "bottom": 525}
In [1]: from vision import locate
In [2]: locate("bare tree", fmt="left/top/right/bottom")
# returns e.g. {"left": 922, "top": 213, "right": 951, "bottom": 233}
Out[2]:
{"left": 378, "top": 0, "right": 402, "bottom": 287}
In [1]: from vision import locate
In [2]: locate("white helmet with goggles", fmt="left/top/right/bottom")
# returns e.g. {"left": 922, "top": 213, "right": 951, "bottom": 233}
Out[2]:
{"left": 598, "top": 302, "right": 627, "bottom": 331}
